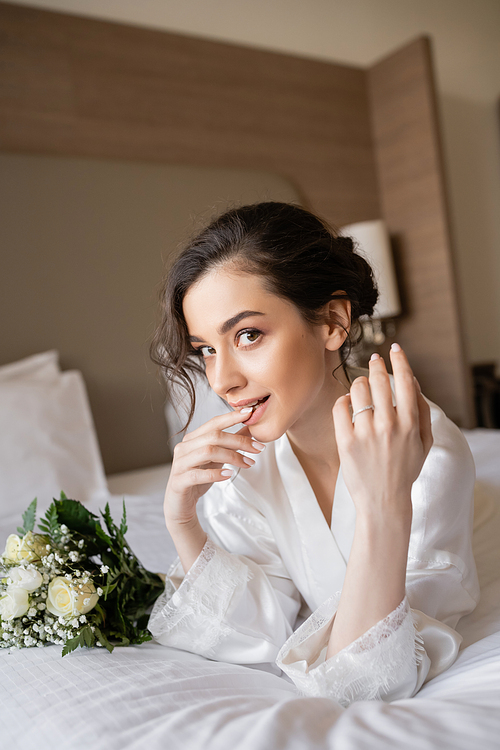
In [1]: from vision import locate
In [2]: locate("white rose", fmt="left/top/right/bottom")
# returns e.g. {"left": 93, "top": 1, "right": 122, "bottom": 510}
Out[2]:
{"left": 3, "top": 535, "right": 21, "bottom": 562}
{"left": 0, "top": 586, "right": 30, "bottom": 620}
{"left": 18, "top": 532, "right": 49, "bottom": 562}
{"left": 8, "top": 566, "right": 43, "bottom": 592}
{"left": 46, "top": 577, "right": 99, "bottom": 618}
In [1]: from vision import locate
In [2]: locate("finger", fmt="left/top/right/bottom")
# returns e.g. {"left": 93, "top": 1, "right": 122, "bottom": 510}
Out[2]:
{"left": 367, "top": 353, "right": 395, "bottom": 421}
{"left": 176, "top": 443, "right": 256, "bottom": 472}
{"left": 389, "top": 343, "right": 418, "bottom": 424}
{"left": 182, "top": 406, "right": 256, "bottom": 443}
{"left": 235, "top": 424, "right": 253, "bottom": 439}
{"left": 175, "top": 466, "right": 237, "bottom": 489}
{"left": 332, "top": 393, "right": 353, "bottom": 440}
{"left": 415, "top": 380, "right": 433, "bottom": 456}
{"left": 349, "top": 376, "right": 374, "bottom": 425}
{"left": 177, "top": 427, "right": 265, "bottom": 456}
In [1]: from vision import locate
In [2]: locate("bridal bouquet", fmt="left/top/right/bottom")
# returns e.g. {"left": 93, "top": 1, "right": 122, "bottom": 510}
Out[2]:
{"left": 0, "top": 495, "right": 164, "bottom": 656}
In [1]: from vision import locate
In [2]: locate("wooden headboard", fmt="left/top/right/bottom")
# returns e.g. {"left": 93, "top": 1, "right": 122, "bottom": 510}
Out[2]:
{"left": 0, "top": 2, "right": 474, "bottom": 473}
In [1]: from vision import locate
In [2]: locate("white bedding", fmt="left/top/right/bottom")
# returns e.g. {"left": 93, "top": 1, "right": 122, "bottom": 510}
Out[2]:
{"left": 1, "top": 429, "right": 500, "bottom": 750}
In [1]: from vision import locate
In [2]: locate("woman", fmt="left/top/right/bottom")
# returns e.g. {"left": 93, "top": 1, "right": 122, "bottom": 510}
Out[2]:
{"left": 148, "top": 202, "right": 479, "bottom": 706}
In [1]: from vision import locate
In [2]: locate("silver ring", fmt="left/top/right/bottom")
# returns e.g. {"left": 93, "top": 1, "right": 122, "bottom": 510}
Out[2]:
{"left": 352, "top": 404, "right": 374, "bottom": 422}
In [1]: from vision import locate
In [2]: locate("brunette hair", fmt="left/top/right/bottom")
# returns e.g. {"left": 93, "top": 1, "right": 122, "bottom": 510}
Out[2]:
{"left": 150, "top": 202, "right": 378, "bottom": 427}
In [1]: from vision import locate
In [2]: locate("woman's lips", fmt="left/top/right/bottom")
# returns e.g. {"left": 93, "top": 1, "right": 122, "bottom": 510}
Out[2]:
{"left": 242, "top": 396, "right": 270, "bottom": 426}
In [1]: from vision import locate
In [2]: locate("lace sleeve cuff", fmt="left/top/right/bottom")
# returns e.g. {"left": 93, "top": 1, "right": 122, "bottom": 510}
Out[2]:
{"left": 148, "top": 537, "right": 252, "bottom": 656}
{"left": 276, "top": 595, "right": 424, "bottom": 706}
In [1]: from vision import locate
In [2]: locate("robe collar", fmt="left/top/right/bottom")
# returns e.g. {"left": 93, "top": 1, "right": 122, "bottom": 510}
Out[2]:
{"left": 275, "top": 433, "right": 357, "bottom": 609}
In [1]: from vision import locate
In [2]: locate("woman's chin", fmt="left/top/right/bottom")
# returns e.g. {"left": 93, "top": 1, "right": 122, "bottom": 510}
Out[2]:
{"left": 247, "top": 422, "right": 285, "bottom": 445}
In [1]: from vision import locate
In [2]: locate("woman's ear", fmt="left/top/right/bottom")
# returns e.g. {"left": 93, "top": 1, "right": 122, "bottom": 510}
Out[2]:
{"left": 324, "top": 297, "right": 351, "bottom": 351}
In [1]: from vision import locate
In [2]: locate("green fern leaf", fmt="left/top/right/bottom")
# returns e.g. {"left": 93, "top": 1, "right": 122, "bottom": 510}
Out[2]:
{"left": 62, "top": 635, "right": 81, "bottom": 657}
{"left": 18, "top": 498, "right": 37, "bottom": 535}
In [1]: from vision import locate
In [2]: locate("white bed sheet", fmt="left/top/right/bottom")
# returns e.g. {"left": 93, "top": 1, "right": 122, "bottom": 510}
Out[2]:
{"left": 1, "top": 429, "right": 500, "bottom": 750}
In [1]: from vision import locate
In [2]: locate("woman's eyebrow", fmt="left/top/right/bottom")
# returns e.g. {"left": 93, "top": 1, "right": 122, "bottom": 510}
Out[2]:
{"left": 218, "top": 310, "right": 264, "bottom": 335}
{"left": 188, "top": 310, "right": 264, "bottom": 342}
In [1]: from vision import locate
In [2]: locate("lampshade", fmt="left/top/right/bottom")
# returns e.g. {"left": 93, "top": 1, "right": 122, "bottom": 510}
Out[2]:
{"left": 340, "top": 219, "right": 401, "bottom": 319}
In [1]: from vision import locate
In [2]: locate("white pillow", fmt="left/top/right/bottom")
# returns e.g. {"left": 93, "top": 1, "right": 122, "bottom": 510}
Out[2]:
{"left": 0, "top": 350, "right": 60, "bottom": 383}
{"left": 0, "top": 370, "right": 108, "bottom": 521}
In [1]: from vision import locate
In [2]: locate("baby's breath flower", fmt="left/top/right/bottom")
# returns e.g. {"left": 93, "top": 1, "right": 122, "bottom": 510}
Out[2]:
{"left": 100, "top": 565, "right": 109, "bottom": 574}
{"left": 28, "top": 608, "right": 37, "bottom": 617}
{"left": 97, "top": 588, "right": 103, "bottom": 596}
{"left": 37, "top": 602, "right": 46, "bottom": 611}
{"left": 78, "top": 540, "right": 84, "bottom": 549}
{"left": 69, "top": 552, "right": 79, "bottom": 563}
{"left": 60, "top": 525, "right": 68, "bottom": 534}
{"left": 79, "top": 615, "right": 87, "bottom": 623}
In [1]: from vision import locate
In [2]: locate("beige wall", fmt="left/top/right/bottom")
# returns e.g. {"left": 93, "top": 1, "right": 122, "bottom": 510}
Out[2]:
{"left": 6, "top": 0, "right": 500, "bottom": 368}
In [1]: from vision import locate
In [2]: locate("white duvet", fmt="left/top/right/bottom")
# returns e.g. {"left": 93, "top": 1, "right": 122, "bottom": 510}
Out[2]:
{"left": 1, "top": 430, "right": 500, "bottom": 750}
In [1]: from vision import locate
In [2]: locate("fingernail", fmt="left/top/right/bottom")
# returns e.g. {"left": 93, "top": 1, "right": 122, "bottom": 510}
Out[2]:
{"left": 251, "top": 441, "right": 266, "bottom": 451}
{"left": 221, "top": 469, "right": 233, "bottom": 477}
{"left": 243, "top": 456, "right": 255, "bottom": 466}
{"left": 370, "top": 352, "right": 381, "bottom": 361}
{"left": 391, "top": 343, "right": 402, "bottom": 352}
{"left": 240, "top": 407, "right": 253, "bottom": 414}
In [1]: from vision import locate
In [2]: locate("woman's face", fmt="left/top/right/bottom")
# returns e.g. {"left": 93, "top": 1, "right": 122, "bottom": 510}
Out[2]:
{"left": 182, "top": 266, "right": 347, "bottom": 443}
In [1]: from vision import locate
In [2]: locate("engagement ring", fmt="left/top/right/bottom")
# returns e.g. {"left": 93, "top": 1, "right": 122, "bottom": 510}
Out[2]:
{"left": 352, "top": 404, "right": 375, "bottom": 422}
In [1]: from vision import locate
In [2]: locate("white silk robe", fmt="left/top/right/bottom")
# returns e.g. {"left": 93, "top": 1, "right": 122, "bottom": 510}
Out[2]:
{"left": 149, "top": 389, "right": 479, "bottom": 706}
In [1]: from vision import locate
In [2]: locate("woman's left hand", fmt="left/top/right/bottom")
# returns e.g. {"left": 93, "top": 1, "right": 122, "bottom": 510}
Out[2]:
{"left": 332, "top": 344, "right": 433, "bottom": 522}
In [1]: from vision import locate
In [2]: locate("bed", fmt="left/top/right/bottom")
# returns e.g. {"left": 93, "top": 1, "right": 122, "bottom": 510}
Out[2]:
{"left": 1, "top": 4, "right": 498, "bottom": 747}
{"left": 1, "top": 351, "right": 500, "bottom": 750}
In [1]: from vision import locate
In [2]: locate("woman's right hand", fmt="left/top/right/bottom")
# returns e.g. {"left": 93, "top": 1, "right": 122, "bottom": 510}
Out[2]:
{"left": 164, "top": 409, "right": 265, "bottom": 529}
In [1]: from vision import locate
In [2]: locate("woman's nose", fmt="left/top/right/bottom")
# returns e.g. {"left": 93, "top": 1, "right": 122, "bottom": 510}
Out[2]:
{"left": 210, "top": 350, "right": 246, "bottom": 397}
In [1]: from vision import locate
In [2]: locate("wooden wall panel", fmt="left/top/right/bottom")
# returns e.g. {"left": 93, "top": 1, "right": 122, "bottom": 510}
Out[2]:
{"left": 368, "top": 38, "right": 474, "bottom": 426}
{"left": 0, "top": 154, "right": 300, "bottom": 474}
{"left": 0, "top": 2, "right": 380, "bottom": 228}
{"left": 0, "top": 2, "right": 474, "bottom": 469}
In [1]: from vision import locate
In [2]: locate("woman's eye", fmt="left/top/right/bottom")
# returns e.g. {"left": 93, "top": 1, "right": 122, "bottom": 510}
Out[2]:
{"left": 238, "top": 329, "right": 261, "bottom": 347}
{"left": 199, "top": 345, "right": 215, "bottom": 358}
